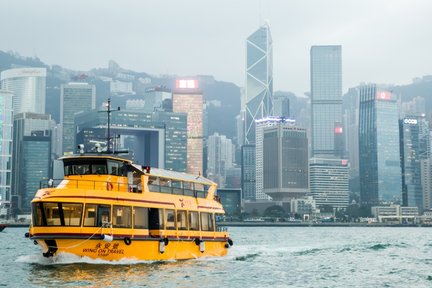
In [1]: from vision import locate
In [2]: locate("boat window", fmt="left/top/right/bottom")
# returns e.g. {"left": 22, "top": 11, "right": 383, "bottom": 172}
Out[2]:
{"left": 165, "top": 209, "right": 176, "bottom": 230}
{"left": 148, "top": 176, "right": 160, "bottom": 192}
{"left": 200, "top": 212, "right": 214, "bottom": 231}
{"left": 189, "top": 211, "right": 199, "bottom": 230}
{"left": 107, "top": 160, "right": 121, "bottom": 176}
{"left": 32, "top": 203, "right": 44, "bottom": 226}
{"left": 134, "top": 207, "right": 149, "bottom": 229}
{"left": 113, "top": 205, "right": 132, "bottom": 228}
{"left": 44, "top": 203, "right": 62, "bottom": 226}
{"left": 160, "top": 178, "right": 172, "bottom": 193}
{"left": 32, "top": 202, "right": 83, "bottom": 227}
{"left": 171, "top": 180, "right": 183, "bottom": 195}
{"left": 62, "top": 203, "right": 83, "bottom": 226}
{"left": 92, "top": 164, "right": 107, "bottom": 175}
{"left": 177, "top": 210, "right": 187, "bottom": 230}
{"left": 149, "top": 208, "right": 164, "bottom": 230}
{"left": 83, "top": 204, "right": 111, "bottom": 227}
{"left": 83, "top": 204, "right": 97, "bottom": 226}
{"left": 183, "top": 182, "right": 194, "bottom": 196}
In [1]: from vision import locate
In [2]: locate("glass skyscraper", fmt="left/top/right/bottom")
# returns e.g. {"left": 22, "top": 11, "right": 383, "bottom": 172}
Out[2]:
{"left": 310, "top": 46, "right": 342, "bottom": 157}
{"left": 359, "top": 85, "right": 401, "bottom": 204}
{"left": 400, "top": 115, "right": 430, "bottom": 210}
{"left": 60, "top": 82, "right": 96, "bottom": 155}
{"left": 0, "top": 90, "right": 13, "bottom": 205}
{"left": 241, "top": 145, "right": 256, "bottom": 200}
{"left": 12, "top": 113, "right": 53, "bottom": 213}
{"left": 0, "top": 68, "right": 46, "bottom": 115}
{"left": 245, "top": 22, "right": 273, "bottom": 145}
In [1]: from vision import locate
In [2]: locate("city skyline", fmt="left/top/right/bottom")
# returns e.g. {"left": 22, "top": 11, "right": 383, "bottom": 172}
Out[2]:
{"left": 1, "top": 1, "right": 432, "bottom": 96}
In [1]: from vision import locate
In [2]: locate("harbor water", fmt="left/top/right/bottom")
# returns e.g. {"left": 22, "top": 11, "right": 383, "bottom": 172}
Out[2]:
{"left": 1, "top": 226, "right": 432, "bottom": 287}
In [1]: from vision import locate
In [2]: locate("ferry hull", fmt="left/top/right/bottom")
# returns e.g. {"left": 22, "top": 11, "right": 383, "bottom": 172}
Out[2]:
{"left": 35, "top": 237, "right": 229, "bottom": 261}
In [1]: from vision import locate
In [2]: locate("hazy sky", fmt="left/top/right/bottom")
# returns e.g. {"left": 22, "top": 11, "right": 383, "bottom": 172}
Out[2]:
{"left": 1, "top": 0, "right": 431, "bottom": 96}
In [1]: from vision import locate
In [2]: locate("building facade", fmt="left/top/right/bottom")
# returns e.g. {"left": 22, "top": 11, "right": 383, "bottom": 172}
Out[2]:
{"left": 0, "top": 67, "right": 46, "bottom": 115}
{"left": 12, "top": 113, "right": 54, "bottom": 213}
{"left": 172, "top": 79, "right": 203, "bottom": 176}
{"left": 60, "top": 82, "right": 96, "bottom": 155}
{"left": 241, "top": 145, "right": 256, "bottom": 200}
{"left": 359, "top": 85, "right": 401, "bottom": 204}
{"left": 75, "top": 109, "right": 187, "bottom": 172}
{"left": 261, "top": 118, "right": 309, "bottom": 201}
{"left": 245, "top": 22, "right": 273, "bottom": 145}
{"left": 309, "top": 158, "right": 349, "bottom": 209}
{"left": 310, "top": 46, "right": 343, "bottom": 157}
{"left": 207, "top": 133, "right": 234, "bottom": 188}
{"left": 400, "top": 116, "right": 430, "bottom": 211}
{"left": 0, "top": 90, "right": 14, "bottom": 206}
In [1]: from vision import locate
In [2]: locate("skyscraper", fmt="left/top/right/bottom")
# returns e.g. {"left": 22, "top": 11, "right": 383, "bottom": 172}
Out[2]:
{"left": 12, "top": 113, "right": 54, "bottom": 213}
{"left": 0, "top": 67, "right": 46, "bottom": 115}
{"left": 359, "top": 85, "right": 401, "bottom": 204}
{"left": 400, "top": 115, "right": 430, "bottom": 210}
{"left": 260, "top": 118, "right": 309, "bottom": 201}
{"left": 207, "top": 133, "right": 234, "bottom": 187}
{"left": 0, "top": 90, "right": 13, "bottom": 206}
{"left": 60, "top": 82, "right": 96, "bottom": 155}
{"left": 245, "top": 22, "right": 273, "bottom": 145}
{"left": 309, "top": 158, "right": 349, "bottom": 208}
{"left": 172, "top": 79, "right": 203, "bottom": 175}
{"left": 310, "top": 46, "right": 342, "bottom": 157}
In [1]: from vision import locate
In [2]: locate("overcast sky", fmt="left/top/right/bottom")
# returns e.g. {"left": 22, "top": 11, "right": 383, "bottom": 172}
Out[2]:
{"left": 1, "top": 0, "right": 431, "bottom": 96}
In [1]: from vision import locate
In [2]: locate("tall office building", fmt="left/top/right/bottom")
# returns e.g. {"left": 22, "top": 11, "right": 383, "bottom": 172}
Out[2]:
{"left": 60, "top": 82, "right": 96, "bottom": 155}
{"left": 359, "top": 85, "right": 401, "bottom": 204}
{"left": 421, "top": 159, "right": 432, "bottom": 211}
{"left": 260, "top": 118, "right": 308, "bottom": 201}
{"left": 309, "top": 158, "right": 349, "bottom": 208}
{"left": 0, "top": 68, "right": 46, "bottom": 114}
{"left": 273, "top": 93, "right": 290, "bottom": 118}
{"left": 172, "top": 79, "right": 203, "bottom": 176}
{"left": 241, "top": 145, "right": 256, "bottom": 200}
{"left": 400, "top": 116, "right": 430, "bottom": 210}
{"left": 207, "top": 133, "right": 234, "bottom": 187}
{"left": 0, "top": 90, "right": 14, "bottom": 205}
{"left": 310, "top": 46, "right": 343, "bottom": 157}
{"left": 12, "top": 113, "right": 54, "bottom": 213}
{"left": 245, "top": 22, "right": 273, "bottom": 145}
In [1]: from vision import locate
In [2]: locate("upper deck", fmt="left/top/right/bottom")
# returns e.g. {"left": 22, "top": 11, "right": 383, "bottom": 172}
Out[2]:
{"left": 35, "top": 154, "right": 221, "bottom": 210}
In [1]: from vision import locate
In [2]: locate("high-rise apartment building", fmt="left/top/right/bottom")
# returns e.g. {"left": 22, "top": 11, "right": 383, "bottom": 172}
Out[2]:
{"left": 172, "top": 79, "right": 203, "bottom": 176}
{"left": 0, "top": 68, "right": 46, "bottom": 115}
{"left": 260, "top": 118, "right": 308, "bottom": 201}
{"left": 359, "top": 85, "right": 401, "bottom": 204}
{"left": 310, "top": 46, "right": 343, "bottom": 157}
{"left": 309, "top": 158, "right": 349, "bottom": 208}
{"left": 0, "top": 90, "right": 14, "bottom": 205}
{"left": 400, "top": 115, "right": 430, "bottom": 210}
{"left": 60, "top": 82, "right": 96, "bottom": 155}
{"left": 245, "top": 22, "right": 273, "bottom": 145}
{"left": 12, "top": 113, "right": 54, "bottom": 213}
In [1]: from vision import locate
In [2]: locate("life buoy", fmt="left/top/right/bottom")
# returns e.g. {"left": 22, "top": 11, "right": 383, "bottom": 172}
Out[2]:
{"left": 124, "top": 237, "right": 132, "bottom": 245}
{"left": 106, "top": 182, "right": 114, "bottom": 191}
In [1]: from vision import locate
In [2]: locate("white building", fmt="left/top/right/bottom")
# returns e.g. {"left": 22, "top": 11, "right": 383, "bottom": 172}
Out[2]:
{"left": 0, "top": 67, "right": 46, "bottom": 114}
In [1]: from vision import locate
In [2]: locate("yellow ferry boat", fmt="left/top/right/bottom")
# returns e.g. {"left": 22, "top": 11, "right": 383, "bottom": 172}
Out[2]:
{"left": 26, "top": 152, "right": 233, "bottom": 261}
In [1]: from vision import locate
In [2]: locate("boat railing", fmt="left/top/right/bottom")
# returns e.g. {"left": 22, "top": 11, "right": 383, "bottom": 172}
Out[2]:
{"left": 39, "top": 178, "right": 133, "bottom": 192}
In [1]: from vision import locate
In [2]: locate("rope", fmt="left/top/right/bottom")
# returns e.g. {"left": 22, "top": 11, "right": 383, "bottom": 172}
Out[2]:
{"left": 45, "top": 222, "right": 113, "bottom": 250}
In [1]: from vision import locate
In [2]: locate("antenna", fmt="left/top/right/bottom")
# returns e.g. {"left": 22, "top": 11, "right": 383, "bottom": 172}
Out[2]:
{"left": 99, "top": 98, "right": 120, "bottom": 153}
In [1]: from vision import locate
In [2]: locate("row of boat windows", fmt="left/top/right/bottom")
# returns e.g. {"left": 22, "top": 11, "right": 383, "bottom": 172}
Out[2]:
{"left": 147, "top": 176, "right": 209, "bottom": 198}
{"left": 32, "top": 202, "right": 219, "bottom": 232}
